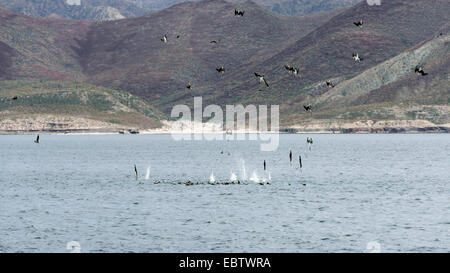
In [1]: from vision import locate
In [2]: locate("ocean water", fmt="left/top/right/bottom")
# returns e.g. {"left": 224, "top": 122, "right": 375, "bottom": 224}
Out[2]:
{"left": 0, "top": 134, "right": 449, "bottom": 253}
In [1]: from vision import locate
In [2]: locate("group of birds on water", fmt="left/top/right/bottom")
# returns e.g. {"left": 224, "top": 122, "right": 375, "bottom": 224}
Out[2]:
{"left": 154, "top": 10, "right": 430, "bottom": 117}
{"left": 131, "top": 136, "right": 314, "bottom": 187}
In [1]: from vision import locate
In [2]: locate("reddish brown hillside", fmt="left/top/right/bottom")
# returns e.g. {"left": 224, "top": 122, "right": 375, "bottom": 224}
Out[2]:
{"left": 0, "top": 10, "right": 90, "bottom": 80}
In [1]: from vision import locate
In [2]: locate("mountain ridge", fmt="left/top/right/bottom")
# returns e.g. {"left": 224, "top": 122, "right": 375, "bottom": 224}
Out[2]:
{"left": 0, "top": 0, "right": 448, "bottom": 132}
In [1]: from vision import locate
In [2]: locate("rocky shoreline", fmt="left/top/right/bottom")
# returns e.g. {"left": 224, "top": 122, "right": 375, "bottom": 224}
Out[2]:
{"left": 1, "top": 126, "right": 449, "bottom": 135}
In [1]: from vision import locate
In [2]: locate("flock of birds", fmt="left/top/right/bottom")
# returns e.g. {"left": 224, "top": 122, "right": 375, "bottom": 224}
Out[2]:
{"left": 155, "top": 10, "right": 430, "bottom": 117}
{"left": 24, "top": 7, "right": 433, "bottom": 187}
{"left": 7, "top": 7, "right": 430, "bottom": 115}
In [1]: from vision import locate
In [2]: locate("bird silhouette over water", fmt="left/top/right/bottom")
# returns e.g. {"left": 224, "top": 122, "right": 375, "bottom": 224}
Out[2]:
{"left": 134, "top": 164, "right": 138, "bottom": 180}
{"left": 303, "top": 105, "right": 312, "bottom": 112}
{"left": 264, "top": 160, "right": 266, "bottom": 171}
{"left": 34, "top": 135, "right": 39, "bottom": 144}
{"left": 289, "top": 150, "right": 293, "bottom": 164}
{"left": 299, "top": 155, "right": 302, "bottom": 169}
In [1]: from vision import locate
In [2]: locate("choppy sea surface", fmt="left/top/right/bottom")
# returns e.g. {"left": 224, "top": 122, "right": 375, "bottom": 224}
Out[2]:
{"left": 0, "top": 134, "right": 449, "bottom": 253}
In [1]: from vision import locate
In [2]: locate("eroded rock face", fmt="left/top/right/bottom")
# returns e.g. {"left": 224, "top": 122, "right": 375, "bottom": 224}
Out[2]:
{"left": 0, "top": 115, "right": 120, "bottom": 131}
{"left": 0, "top": 0, "right": 128, "bottom": 21}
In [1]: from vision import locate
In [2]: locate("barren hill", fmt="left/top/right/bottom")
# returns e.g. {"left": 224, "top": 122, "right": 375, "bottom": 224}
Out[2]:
{"left": 0, "top": 0, "right": 449, "bottom": 132}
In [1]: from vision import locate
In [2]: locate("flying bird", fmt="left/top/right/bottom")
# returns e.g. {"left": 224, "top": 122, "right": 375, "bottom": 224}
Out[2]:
{"left": 415, "top": 66, "right": 428, "bottom": 76}
{"left": 12, "top": 96, "right": 18, "bottom": 101}
{"left": 352, "top": 53, "right": 363, "bottom": 62}
{"left": 176, "top": 35, "right": 180, "bottom": 39}
{"left": 264, "top": 160, "right": 266, "bottom": 171}
{"left": 299, "top": 156, "right": 302, "bottom": 169}
{"left": 289, "top": 150, "right": 292, "bottom": 163}
{"left": 186, "top": 82, "right": 192, "bottom": 90}
{"left": 284, "top": 65, "right": 299, "bottom": 76}
{"left": 326, "top": 80, "right": 335, "bottom": 88}
{"left": 234, "top": 9, "right": 245, "bottom": 16}
{"left": 307, "top": 137, "right": 313, "bottom": 145}
{"left": 34, "top": 135, "right": 39, "bottom": 144}
{"left": 134, "top": 164, "right": 138, "bottom": 180}
{"left": 353, "top": 19, "right": 363, "bottom": 27}
{"left": 216, "top": 66, "right": 225, "bottom": 73}
{"left": 303, "top": 105, "right": 312, "bottom": 112}
{"left": 254, "top": 73, "right": 269, "bottom": 87}
{"left": 161, "top": 35, "right": 167, "bottom": 43}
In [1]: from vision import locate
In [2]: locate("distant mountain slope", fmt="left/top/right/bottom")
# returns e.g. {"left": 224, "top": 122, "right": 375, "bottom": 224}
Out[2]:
{"left": 77, "top": 0, "right": 342, "bottom": 109}
{"left": 214, "top": 0, "right": 449, "bottom": 105}
{"left": 0, "top": 0, "right": 449, "bottom": 131}
{"left": 0, "top": 0, "right": 137, "bottom": 21}
{"left": 267, "top": 0, "right": 362, "bottom": 16}
{"left": 0, "top": 80, "right": 163, "bottom": 132}
{"left": 0, "top": 10, "right": 90, "bottom": 80}
{"left": 0, "top": 0, "right": 364, "bottom": 19}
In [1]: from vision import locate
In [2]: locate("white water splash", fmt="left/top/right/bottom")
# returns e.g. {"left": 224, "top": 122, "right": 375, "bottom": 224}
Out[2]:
{"left": 230, "top": 172, "right": 237, "bottom": 181}
{"left": 240, "top": 159, "right": 247, "bottom": 181}
{"left": 210, "top": 171, "right": 215, "bottom": 183}
{"left": 249, "top": 170, "right": 260, "bottom": 183}
{"left": 145, "top": 166, "right": 151, "bottom": 180}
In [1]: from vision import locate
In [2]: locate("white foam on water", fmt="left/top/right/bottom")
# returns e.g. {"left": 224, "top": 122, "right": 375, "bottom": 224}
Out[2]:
{"left": 210, "top": 171, "right": 215, "bottom": 183}
{"left": 249, "top": 170, "right": 259, "bottom": 183}
{"left": 240, "top": 159, "right": 247, "bottom": 181}
{"left": 145, "top": 166, "right": 151, "bottom": 180}
{"left": 230, "top": 172, "right": 237, "bottom": 181}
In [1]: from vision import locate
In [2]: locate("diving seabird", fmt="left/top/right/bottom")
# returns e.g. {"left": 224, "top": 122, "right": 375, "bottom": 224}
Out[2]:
{"left": 303, "top": 105, "right": 312, "bottom": 112}
{"left": 34, "top": 135, "right": 39, "bottom": 144}
{"left": 326, "top": 80, "right": 335, "bottom": 88}
{"left": 353, "top": 19, "right": 363, "bottom": 27}
{"left": 216, "top": 66, "right": 225, "bottom": 73}
{"left": 264, "top": 160, "right": 266, "bottom": 171}
{"left": 161, "top": 35, "right": 167, "bottom": 43}
{"left": 352, "top": 53, "right": 363, "bottom": 62}
{"left": 134, "top": 164, "right": 138, "bottom": 180}
{"left": 254, "top": 73, "right": 269, "bottom": 87}
{"left": 234, "top": 9, "right": 245, "bottom": 16}
{"left": 289, "top": 150, "right": 293, "bottom": 163}
{"left": 299, "top": 155, "right": 302, "bottom": 169}
{"left": 284, "top": 65, "right": 299, "bottom": 76}
{"left": 415, "top": 66, "right": 428, "bottom": 76}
